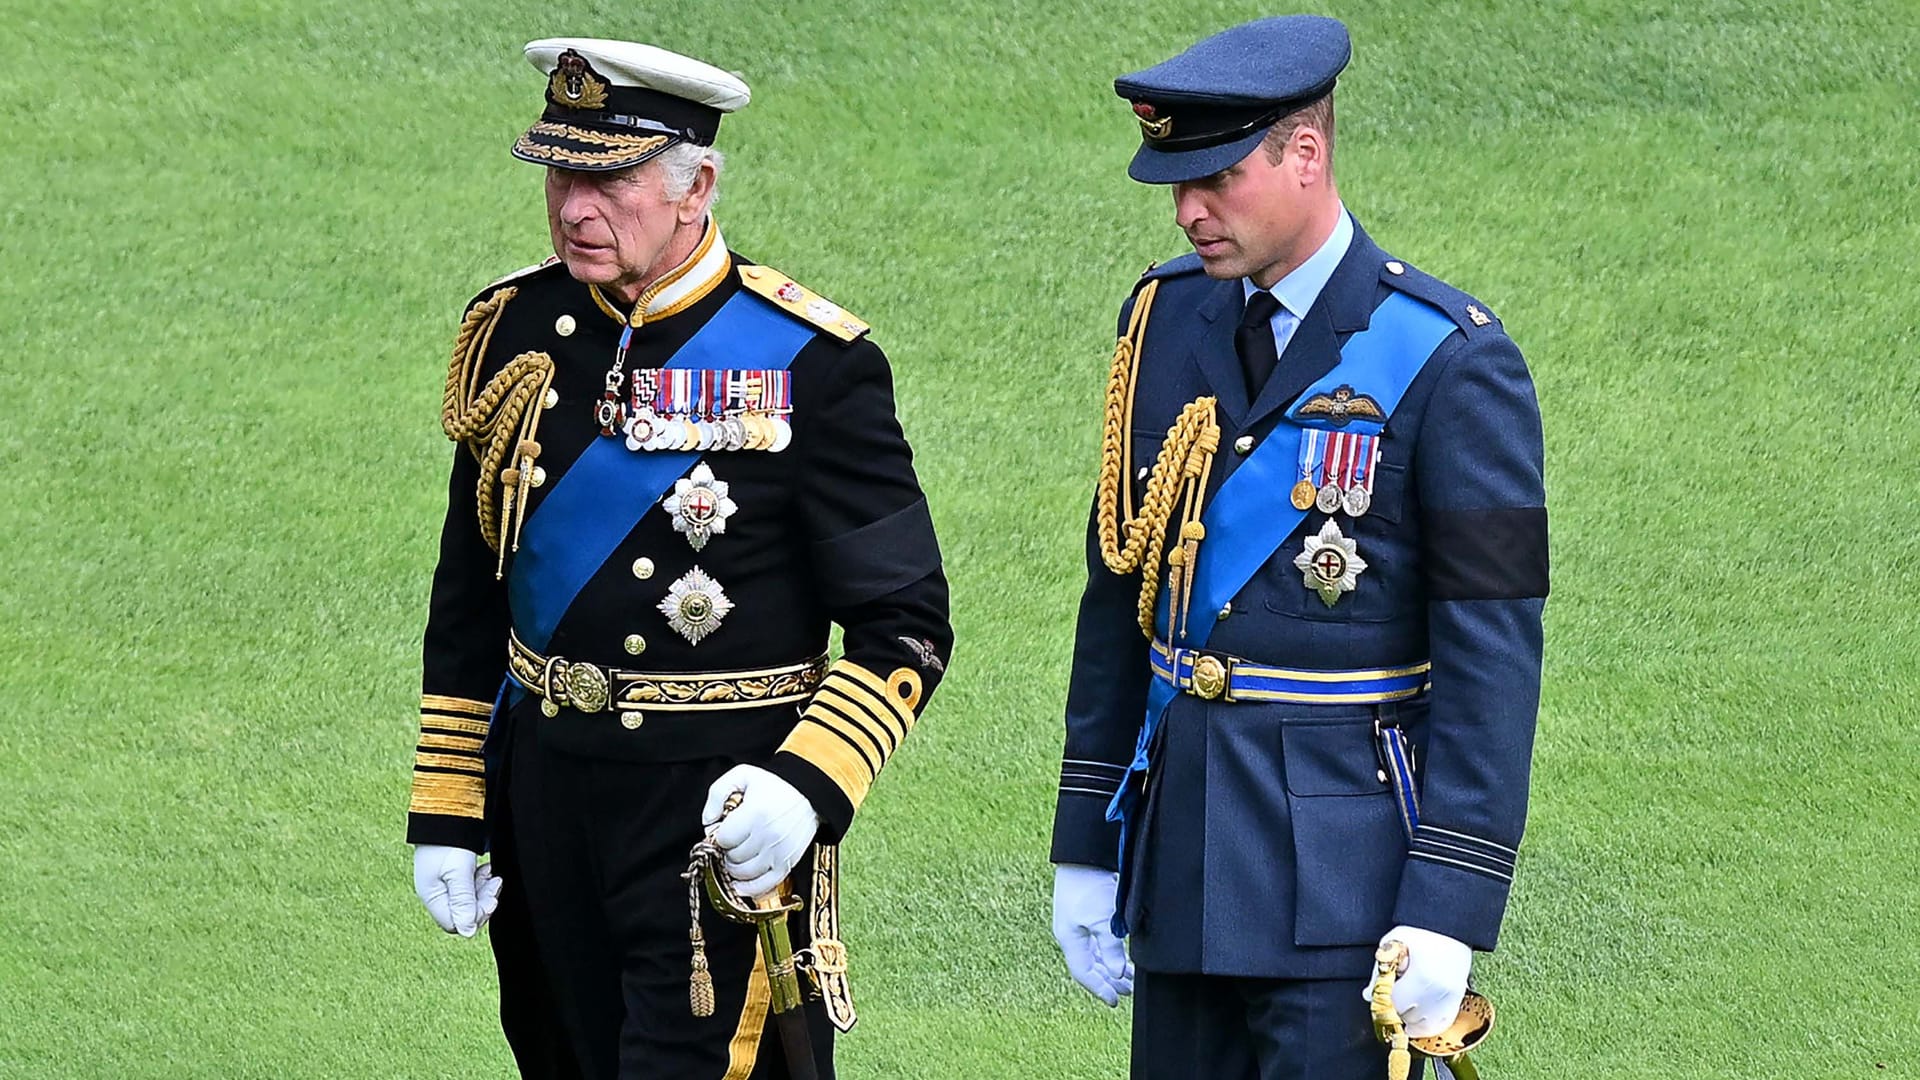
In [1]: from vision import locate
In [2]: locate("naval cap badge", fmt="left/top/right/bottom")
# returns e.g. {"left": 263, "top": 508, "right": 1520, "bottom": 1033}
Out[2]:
{"left": 548, "top": 49, "right": 610, "bottom": 110}
{"left": 663, "top": 463, "right": 738, "bottom": 552}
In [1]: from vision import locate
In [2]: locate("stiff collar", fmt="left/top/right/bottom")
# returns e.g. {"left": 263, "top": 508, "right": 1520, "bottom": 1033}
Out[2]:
{"left": 588, "top": 217, "right": 732, "bottom": 327}
{"left": 1241, "top": 205, "right": 1353, "bottom": 319}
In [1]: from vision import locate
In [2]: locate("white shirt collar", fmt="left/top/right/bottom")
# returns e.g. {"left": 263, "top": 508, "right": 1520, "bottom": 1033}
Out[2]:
{"left": 1242, "top": 205, "right": 1353, "bottom": 318}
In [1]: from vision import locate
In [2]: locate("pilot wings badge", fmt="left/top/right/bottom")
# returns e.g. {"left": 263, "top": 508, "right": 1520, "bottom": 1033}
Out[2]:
{"left": 1294, "top": 384, "right": 1385, "bottom": 427}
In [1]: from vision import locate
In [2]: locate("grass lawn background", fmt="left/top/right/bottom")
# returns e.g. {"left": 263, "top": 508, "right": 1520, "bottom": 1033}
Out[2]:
{"left": 1, "top": 0, "right": 1915, "bottom": 1075}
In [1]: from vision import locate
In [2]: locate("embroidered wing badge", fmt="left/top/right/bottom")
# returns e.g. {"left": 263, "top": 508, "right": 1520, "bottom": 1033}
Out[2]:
{"left": 1294, "top": 384, "right": 1385, "bottom": 427}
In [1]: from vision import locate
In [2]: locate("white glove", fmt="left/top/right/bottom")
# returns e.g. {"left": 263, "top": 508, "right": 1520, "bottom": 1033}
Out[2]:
{"left": 701, "top": 765, "right": 820, "bottom": 899}
{"left": 1051, "top": 863, "right": 1134, "bottom": 1006}
{"left": 412, "top": 845, "right": 504, "bottom": 937}
{"left": 1362, "top": 924, "right": 1472, "bottom": 1038}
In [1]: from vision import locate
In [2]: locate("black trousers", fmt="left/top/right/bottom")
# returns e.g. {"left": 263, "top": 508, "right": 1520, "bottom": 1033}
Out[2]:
{"left": 1132, "top": 969, "right": 1415, "bottom": 1080}
{"left": 488, "top": 709, "right": 836, "bottom": 1080}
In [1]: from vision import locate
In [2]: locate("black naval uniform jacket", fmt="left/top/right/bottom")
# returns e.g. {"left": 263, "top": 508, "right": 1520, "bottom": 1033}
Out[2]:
{"left": 1051, "top": 219, "right": 1547, "bottom": 979}
{"left": 406, "top": 234, "right": 952, "bottom": 853}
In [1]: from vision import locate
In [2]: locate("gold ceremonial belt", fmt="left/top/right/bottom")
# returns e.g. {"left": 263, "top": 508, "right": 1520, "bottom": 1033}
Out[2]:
{"left": 508, "top": 631, "right": 829, "bottom": 716}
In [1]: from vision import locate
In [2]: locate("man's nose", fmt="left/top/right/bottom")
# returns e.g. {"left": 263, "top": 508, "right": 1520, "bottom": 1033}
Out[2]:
{"left": 1172, "top": 184, "right": 1205, "bottom": 231}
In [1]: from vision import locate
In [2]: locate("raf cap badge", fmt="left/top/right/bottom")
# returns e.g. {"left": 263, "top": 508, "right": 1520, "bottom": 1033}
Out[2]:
{"left": 1132, "top": 101, "right": 1173, "bottom": 139}
{"left": 1294, "top": 519, "right": 1368, "bottom": 607}
{"left": 1295, "top": 384, "right": 1385, "bottom": 427}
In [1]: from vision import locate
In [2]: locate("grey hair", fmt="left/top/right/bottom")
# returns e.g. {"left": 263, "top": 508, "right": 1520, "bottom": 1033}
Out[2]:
{"left": 655, "top": 142, "right": 725, "bottom": 203}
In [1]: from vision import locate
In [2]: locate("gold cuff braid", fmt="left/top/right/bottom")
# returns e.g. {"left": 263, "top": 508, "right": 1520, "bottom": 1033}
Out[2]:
{"left": 1093, "top": 279, "right": 1221, "bottom": 637}
{"left": 442, "top": 286, "right": 557, "bottom": 574}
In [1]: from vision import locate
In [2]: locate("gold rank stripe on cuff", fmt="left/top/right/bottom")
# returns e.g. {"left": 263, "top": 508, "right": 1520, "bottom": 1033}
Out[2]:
{"left": 410, "top": 695, "right": 492, "bottom": 820}
{"left": 779, "top": 661, "right": 924, "bottom": 811}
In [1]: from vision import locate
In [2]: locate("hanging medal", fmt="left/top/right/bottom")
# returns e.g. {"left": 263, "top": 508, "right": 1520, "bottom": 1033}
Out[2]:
{"left": 1315, "top": 431, "right": 1346, "bottom": 514}
{"left": 767, "top": 371, "right": 793, "bottom": 453}
{"left": 598, "top": 322, "right": 635, "bottom": 437}
{"left": 1292, "top": 429, "right": 1322, "bottom": 511}
{"left": 1342, "top": 434, "right": 1380, "bottom": 518}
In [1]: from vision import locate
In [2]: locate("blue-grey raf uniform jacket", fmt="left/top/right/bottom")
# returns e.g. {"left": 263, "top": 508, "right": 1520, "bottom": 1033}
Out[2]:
{"left": 1051, "top": 219, "right": 1548, "bottom": 980}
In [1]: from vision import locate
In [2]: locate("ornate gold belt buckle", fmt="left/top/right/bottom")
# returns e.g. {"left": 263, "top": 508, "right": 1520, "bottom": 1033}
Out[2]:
{"left": 1190, "top": 654, "right": 1229, "bottom": 701}
{"left": 550, "top": 658, "right": 612, "bottom": 713}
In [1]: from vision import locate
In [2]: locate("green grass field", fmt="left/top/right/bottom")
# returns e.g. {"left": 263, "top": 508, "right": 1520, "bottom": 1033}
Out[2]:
{"left": 4, "top": 0, "right": 1918, "bottom": 1075}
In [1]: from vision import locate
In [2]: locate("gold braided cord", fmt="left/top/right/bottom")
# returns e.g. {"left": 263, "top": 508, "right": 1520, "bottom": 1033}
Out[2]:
{"left": 441, "top": 286, "right": 556, "bottom": 569}
{"left": 1093, "top": 279, "right": 1222, "bottom": 637}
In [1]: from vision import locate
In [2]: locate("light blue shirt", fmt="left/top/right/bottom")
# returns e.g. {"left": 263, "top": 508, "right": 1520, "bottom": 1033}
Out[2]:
{"left": 1241, "top": 206, "right": 1354, "bottom": 359}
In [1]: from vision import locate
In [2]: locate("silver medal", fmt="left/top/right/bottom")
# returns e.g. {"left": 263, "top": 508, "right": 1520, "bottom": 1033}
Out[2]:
{"left": 768, "top": 416, "right": 793, "bottom": 453}
{"left": 1315, "top": 481, "right": 1343, "bottom": 515}
{"left": 662, "top": 462, "right": 737, "bottom": 551}
{"left": 658, "top": 566, "right": 734, "bottom": 645}
{"left": 1342, "top": 485, "right": 1371, "bottom": 518}
{"left": 723, "top": 417, "right": 748, "bottom": 452}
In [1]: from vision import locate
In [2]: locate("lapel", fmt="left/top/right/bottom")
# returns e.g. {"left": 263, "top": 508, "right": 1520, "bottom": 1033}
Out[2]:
{"left": 1185, "top": 276, "right": 1250, "bottom": 423}
{"left": 1242, "top": 219, "right": 1387, "bottom": 431}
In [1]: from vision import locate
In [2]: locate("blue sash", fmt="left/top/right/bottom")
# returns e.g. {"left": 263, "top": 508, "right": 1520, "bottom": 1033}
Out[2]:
{"left": 1104, "top": 291, "right": 1458, "bottom": 929}
{"left": 506, "top": 290, "right": 814, "bottom": 654}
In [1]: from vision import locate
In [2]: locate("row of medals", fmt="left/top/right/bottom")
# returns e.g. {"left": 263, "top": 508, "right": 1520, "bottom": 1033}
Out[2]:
{"left": 622, "top": 407, "right": 793, "bottom": 454}
{"left": 1291, "top": 471, "right": 1372, "bottom": 518}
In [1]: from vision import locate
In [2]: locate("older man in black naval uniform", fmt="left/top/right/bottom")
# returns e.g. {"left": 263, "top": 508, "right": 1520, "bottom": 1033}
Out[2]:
{"left": 405, "top": 37, "right": 952, "bottom": 1080}
{"left": 1049, "top": 15, "right": 1548, "bottom": 1079}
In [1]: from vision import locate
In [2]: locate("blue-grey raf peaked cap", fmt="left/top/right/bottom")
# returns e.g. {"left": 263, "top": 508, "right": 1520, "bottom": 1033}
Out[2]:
{"left": 1114, "top": 15, "right": 1351, "bottom": 184}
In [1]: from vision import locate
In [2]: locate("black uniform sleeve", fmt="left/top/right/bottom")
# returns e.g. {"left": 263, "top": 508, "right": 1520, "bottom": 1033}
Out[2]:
{"left": 765, "top": 337, "right": 953, "bottom": 842}
{"left": 405, "top": 440, "right": 512, "bottom": 852}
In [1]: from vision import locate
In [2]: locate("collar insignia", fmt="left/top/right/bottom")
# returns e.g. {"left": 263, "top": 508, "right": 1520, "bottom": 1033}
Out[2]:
{"left": 549, "top": 49, "right": 610, "bottom": 110}
{"left": 1132, "top": 101, "right": 1172, "bottom": 139}
{"left": 1294, "top": 384, "right": 1385, "bottom": 427}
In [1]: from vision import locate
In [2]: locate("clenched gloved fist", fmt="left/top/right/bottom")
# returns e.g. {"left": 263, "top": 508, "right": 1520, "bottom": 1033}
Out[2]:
{"left": 1052, "top": 863, "right": 1134, "bottom": 1006}
{"left": 701, "top": 765, "right": 821, "bottom": 899}
{"left": 413, "top": 845, "right": 504, "bottom": 937}
{"left": 1362, "top": 924, "right": 1472, "bottom": 1038}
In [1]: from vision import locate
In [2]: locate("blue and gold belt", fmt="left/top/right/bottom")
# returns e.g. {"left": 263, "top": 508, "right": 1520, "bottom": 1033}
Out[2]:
{"left": 1150, "top": 640, "right": 1430, "bottom": 705}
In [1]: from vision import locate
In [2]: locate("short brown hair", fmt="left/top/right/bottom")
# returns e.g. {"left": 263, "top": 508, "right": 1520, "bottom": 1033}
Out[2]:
{"left": 1262, "top": 93, "right": 1335, "bottom": 167}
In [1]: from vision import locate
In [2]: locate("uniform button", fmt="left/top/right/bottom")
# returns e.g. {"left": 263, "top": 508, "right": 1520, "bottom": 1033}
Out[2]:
{"left": 1137, "top": 467, "right": 1150, "bottom": 480}
{"left": 543, "top": 388, "right": 559, "bottom": 409}
{"left": 1377, "top": 769, "right": 1390, "bottom": 784}
{"left": 1217, "top": 603, "right": 1232, "bottom": 620}
{"left": 632, "top": 557, "right": 655, "bottom": 580}
{"left": 529, "top": 466, "right": 547, "bottom": 488}
{"left": 1385, "top": 261, "right": 1405, "bottom": 275}
{"left": 619, "top": 711, "right": 645, "bottom": 730}
{"left": 1233, "top": 435, "right": 1254, "bottom": 455}
{"left": 555, "top": 314, "right": 576, "bottom": 337}
{"left": 624, "top": 634, "right": 647, "bottom": 655}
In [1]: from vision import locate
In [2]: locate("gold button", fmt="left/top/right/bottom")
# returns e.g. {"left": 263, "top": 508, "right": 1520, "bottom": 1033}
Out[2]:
{"left": 1385, "top": 261, "right": 1405, "bottom": 275}
{"left": 1233, "top": 435, "right": 1254, "bottom": 455}
{"left": 632, "top": 557, "right": 655, "bottom": 580}
{"left": 1217, "top": 603, "right": 1232, "bottom": 620}
{"left": 619, "top": 711, "right": 645, "bottom": 730}
{"left": 529, "top": 466, "right": 547, "bottom": 488}
{"left": 624, "top": 634, "right": 647, "bottom": 655}
{"left": 543, "top": 388, "right": 559, "bottom": 409}
{"left": 540, "top": 699, "right": 559, "bottom": 717}
{"left": 555, "top": 314, "right": 576, "bottom": 336}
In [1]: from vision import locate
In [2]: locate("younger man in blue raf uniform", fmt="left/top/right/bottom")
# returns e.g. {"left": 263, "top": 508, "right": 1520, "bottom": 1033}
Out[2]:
{"left": 405, "top": 38, "right": 951, "bottom": 1079}
{"left": 1049, "top": 16, "right": 1547, "bottom": 1077}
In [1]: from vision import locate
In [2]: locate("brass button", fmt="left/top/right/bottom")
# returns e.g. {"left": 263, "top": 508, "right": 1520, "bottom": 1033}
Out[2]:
{"left": 619, "top": 711, "right": 645, "bottom": 730}
{"left": 555, "top": 314, "right": 576, "bottom": 337}
{"left": 1217, "top": 602, "right": 1232, "bottom": 620}
{"left": 1385, "top": 261, "right": 1405, "bottom": 275}
{"left": 543, "top": 388, "right": 559, "bottom": 409}
{"left": 529, "top": 466, "right": 547, "bottom": 488}
{"left": 624, "top": 634, "right": 647, "bottom": 656}
{"left": 632, "top": 557, "right": 655, "bottom": 580}
{"left": 1233, "top": 435, "right": 1254, "bottom": 455}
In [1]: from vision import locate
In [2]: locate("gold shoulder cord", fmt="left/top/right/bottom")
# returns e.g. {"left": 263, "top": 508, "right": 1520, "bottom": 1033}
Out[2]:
{"left": 441, "top": 286, "right": 558, "bottom": 578}
{"left": 1094, "top": 279, "right": 1221, "bottom": 638}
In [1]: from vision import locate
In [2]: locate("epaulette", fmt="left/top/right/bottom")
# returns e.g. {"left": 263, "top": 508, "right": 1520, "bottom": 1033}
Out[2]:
{"left": 484, "top": 255, "right": 564, "bottom": 291}
{"left": 737, "top": 264, "right": 871, "bottom": 344}
{"left": 1139, "top": 252, "right": 1205, "bottom": 284}
{"left": 1377, "top": 255, "right": 1504, "bottom": 339}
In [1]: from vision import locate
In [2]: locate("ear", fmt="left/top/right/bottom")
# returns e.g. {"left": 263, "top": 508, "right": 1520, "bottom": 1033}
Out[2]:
{"left": 677, "top": 158, "right": 719, "bottom": 226}
{"left": 1291, "top": 125, "right": 1329, "bottom": 187}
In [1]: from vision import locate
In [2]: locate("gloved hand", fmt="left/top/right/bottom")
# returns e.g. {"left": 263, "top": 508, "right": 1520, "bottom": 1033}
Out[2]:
{"left": 701, "top": 765, "right": 821, "bottom": 899}
{"left": 1363, "top": 924, "right": 1472, "bottom": 1038}
{"left": 412, "top": 844, "right": 504, "bottom": 937}
{"left": 1051, "top": 863, "right": 1134, "bottom": 1006}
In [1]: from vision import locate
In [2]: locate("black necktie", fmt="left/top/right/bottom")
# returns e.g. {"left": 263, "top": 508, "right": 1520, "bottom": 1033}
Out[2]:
{"left": 1236, "top": 290, "right": 1283, "bottom": 398}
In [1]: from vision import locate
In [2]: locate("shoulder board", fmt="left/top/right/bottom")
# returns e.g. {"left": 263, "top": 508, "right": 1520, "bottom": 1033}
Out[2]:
{"left": 1378, "top": 256, "right": 1503, "bottom": 338}
{"left": 484, "top": 255, "right": 564, "bottom": 291}
{"left": 1140, "top": 252, "right": 1204, "bottom": 284}
{"left": 737, "top": 264, "right": 870, "bottom": 344}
